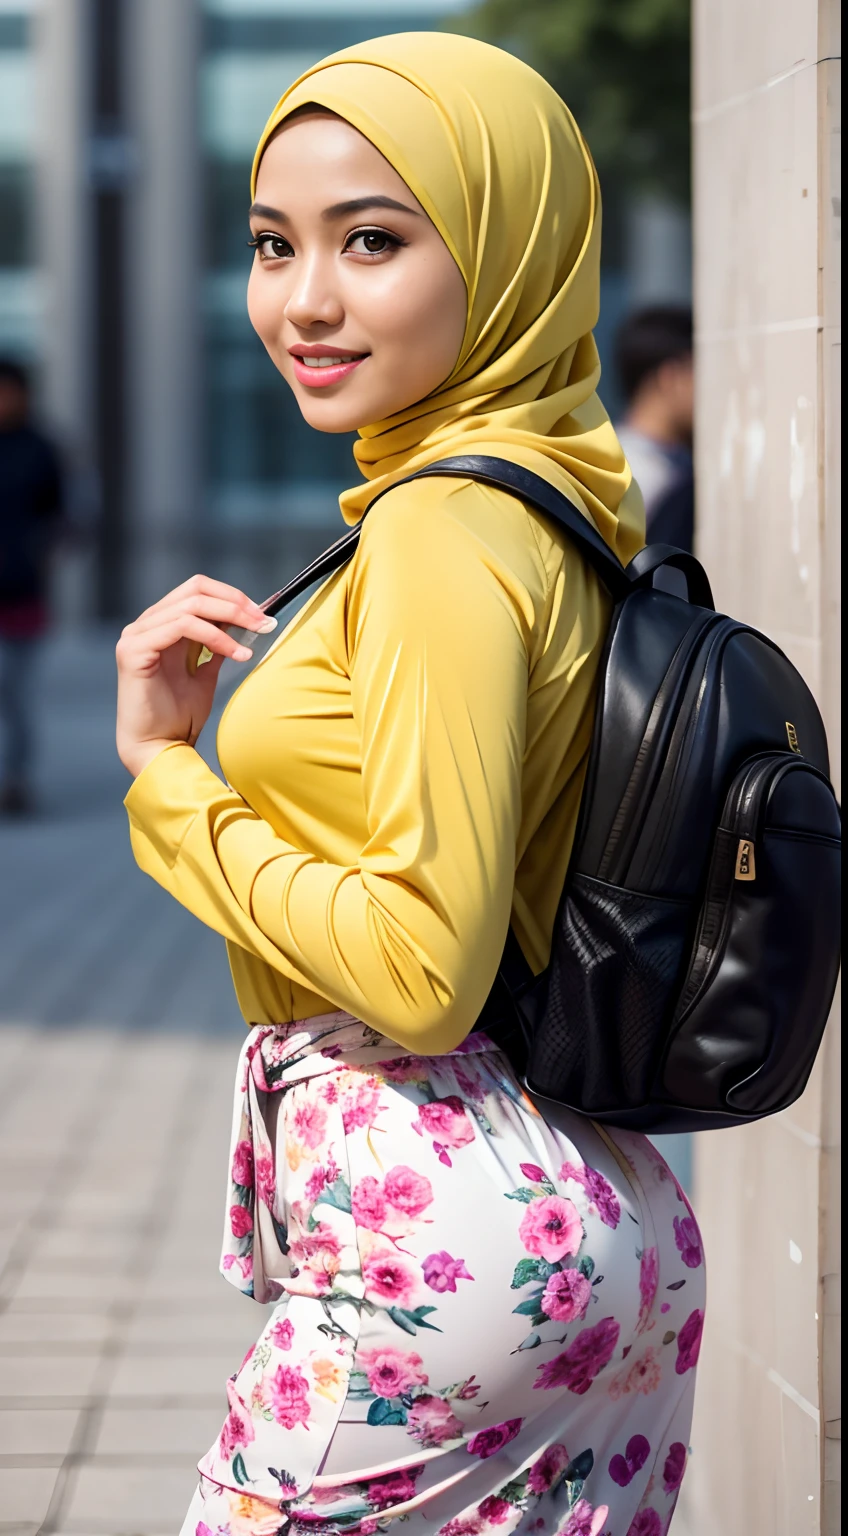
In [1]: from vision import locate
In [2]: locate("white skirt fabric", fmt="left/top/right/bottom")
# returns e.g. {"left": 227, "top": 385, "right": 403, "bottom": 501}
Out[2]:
{"left": 181, "top": 1015, "right": 705, "bottom": 1536}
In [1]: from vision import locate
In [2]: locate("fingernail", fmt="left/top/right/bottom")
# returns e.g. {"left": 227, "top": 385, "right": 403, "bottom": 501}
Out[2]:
{"left": 257, "top": 616, "right": 278, "bottom": 633}
{"left": 235, "top": 645, "right": 253, "bottom": 661}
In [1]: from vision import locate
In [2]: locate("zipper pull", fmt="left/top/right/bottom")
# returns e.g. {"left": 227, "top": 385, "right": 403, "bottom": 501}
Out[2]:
{"left": 735, "top": 838, "right": 756, "bottom": 881}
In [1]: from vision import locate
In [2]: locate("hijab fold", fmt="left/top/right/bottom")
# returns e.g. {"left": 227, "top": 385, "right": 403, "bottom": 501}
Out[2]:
{"left": 252, "top": 32, "right": 644, "bottom": 560}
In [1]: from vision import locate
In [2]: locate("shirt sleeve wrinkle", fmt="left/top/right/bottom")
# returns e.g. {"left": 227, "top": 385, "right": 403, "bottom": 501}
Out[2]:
{"left": 124, "top": 482, "right": 533, "bottom": 1052}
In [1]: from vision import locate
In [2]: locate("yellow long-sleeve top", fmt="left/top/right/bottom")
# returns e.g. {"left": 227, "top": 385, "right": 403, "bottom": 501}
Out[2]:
{"left": 125, "top": 476, "right": 610, "bottom": 1054}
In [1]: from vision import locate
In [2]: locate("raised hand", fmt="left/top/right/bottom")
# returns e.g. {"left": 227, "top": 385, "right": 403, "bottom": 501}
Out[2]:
{"left": 116, "top": 574, "right": 276, "bottom": 778}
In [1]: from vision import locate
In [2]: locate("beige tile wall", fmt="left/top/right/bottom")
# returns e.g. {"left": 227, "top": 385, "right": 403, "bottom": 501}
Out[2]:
{"left": 688, "top": 1, "right": 841, "bottom": 1533}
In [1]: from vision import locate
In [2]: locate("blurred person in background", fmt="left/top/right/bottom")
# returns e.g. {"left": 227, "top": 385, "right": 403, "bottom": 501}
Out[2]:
{"left": 615, "top": 304, "right": 694, "bottom": 551}
{"left": 0, "top": 358, "right": 64, "bottom": 816}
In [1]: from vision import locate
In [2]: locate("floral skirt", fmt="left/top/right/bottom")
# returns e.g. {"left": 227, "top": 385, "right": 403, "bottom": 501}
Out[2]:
{"left": 181, "top": 1015, "right": 705, "bottom": 1536}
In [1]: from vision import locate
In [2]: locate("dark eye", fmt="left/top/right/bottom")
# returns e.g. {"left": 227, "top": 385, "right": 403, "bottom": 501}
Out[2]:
{"left": 249, "top": 233, "right": 293, "bottom": 261}
{"left": 345, "top": 229, "right": 401, "bottom": 257}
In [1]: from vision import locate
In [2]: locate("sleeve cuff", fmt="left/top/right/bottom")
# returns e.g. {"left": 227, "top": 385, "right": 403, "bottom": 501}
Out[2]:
{"left": 124, "top": 741, "right": 233, "bottom": 871}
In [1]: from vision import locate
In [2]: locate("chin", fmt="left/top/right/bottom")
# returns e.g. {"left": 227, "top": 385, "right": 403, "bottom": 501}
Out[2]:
{"left": 295, "top": 391, "right": 370, "bottom": 435}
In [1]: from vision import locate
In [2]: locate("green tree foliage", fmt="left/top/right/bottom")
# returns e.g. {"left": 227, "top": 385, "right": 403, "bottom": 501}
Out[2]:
{"left": 455, "top": 0, "right": 691, "bottom": 203}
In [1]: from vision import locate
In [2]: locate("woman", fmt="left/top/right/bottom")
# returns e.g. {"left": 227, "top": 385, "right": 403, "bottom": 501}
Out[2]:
{"left": 117, "top": 33, "right": 704, "bottom": 1536}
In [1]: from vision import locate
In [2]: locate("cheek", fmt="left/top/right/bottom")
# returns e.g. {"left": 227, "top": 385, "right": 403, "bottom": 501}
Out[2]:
{"left": 247, "top": 270, "right": 283, "bottom": 348}
{"left": 358, "top": 261, "right": 464, "bottom": 381}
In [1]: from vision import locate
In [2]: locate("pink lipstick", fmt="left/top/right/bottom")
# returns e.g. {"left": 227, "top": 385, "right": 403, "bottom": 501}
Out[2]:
{"left": 289, "top": 344, "right": 368, "bottom": 388}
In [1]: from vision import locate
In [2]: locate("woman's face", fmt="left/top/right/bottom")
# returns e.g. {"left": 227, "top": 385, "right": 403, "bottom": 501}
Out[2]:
{"left": 247, "top": 111, "right": 467, "bottom": 434}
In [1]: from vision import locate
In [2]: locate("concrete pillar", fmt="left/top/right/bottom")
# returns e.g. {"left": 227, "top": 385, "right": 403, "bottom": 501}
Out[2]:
{"left": 34, "top": 0, "right": 97, "bottom": 626}
{"left": 683, "top": 1, "right": 841, "bottom": 1532}
{"left": 125, "top": 0, "right": 201, "bottom": 613}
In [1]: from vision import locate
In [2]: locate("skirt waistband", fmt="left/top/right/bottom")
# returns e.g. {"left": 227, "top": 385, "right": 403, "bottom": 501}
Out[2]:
{"left": 244, "top": 1012, "right": 500, "bottom": 1093}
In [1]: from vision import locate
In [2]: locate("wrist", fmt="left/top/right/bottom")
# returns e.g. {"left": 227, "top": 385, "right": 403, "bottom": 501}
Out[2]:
{"left": 119, "top": 737, "right": 186, "bottom": 780}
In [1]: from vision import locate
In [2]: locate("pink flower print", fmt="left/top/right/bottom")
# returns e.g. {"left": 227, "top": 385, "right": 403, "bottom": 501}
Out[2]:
{"left": 534, "top": 1316, "right": 620, "bottom": 1394}
{"left": 268, "top": 1363, "right": 311, "bottom": 1429}
{"left": 289, "top": 1223, "right": 341, "bottom": 1294}
{"left": 293, "top": 1099, "right": 328, "bottom": 1151}
{"left": 563, "top": 1502, "right": 609, "bottom": 1536}
{"left": 609, "top": 1346, "right": 663, "bottom": 1400}
{"left": 218, "top": 1382, "right": 255, "bottom": 1461}
{"left": 423, "top": 1250, "right": 474, "bottom": 1293}
{"left": 519, "top": 1196, "right": 583, "bottom": 1263}
{"left": 196, "top": 1524, "right": 214, "bottom": 1536}
{"left": 673, "top": 1214, "right": 703, "bottom": 1268}
{"left": 365, "top": 1468, "right": 421, "bottom": 1510}
{"left": 440, "top": 1521, "right": 483, "bottom": 1536}
{"left": 520, "top": 1162, "right": 549, "bottom": 1184}
{"left": 675, "top": 1308, "right": 704, "bottom": 1374}
{"left": 384, "top": 1165, "right": 434, "bottom": 1219}
{"left": 231, "top": 1140, "right": 254, "bottom": 1188}
{"left": 361, "top": 1522, "right": 379, "bottom": 1536}
{"left": 340, "top": 1077, "right": 383, "bottom": 1133}
{"left": 559, "top": 1160, "right": 621, "bottom": 1229}
{"left": 637, "top": 1246, "right": 659, "bottom": 1332}
{"left": 351, "top": 1176, "right": 388, "bottom": 1231}
{"left": 230, "top": 1204, "right": 253, "bottom": 1239}
{"left": 457, "top": 1376, "right": 481, "bottom": 1399}
{"left": 626, "top": 1512, "right": 662, "bottom": 1536}
{"left": 478, "top": 1496, "right": 512, "bottom": 1524}
{"left": 304, "top": 1157, "right": 339, "bottom": 1205}
{"left": 358, "top": 1346, "right": 428, "bottom": 1398}
{"left": 414, "top": 1096, "right": 476, "bottom": 1150}
{"left": 363, "top": 1248, "right": 418, "bottom": 1310}
{"left": 527, "top": 1443, "right": 570, "bottom": 1493}
{"left": 609, "top": 1434, "right": 651, "bottom": 1486}
{"left": 270, "top": 1318, "right": 294, "bottom": 1351}
{"left": 254, "top": 1153, "right": 276, "bottom": 1211}
{"left": 663, "top": 1441, "right": 687, "bottom": 1493}
{"left": 541, "top": 1268, "right": 592, "bottom": 1323}
{"left": 467, "top": 1418, "right": 523, "bottom": 1459}
{"left": 407, "top": 1393, "right": 465, "bottom": 1447}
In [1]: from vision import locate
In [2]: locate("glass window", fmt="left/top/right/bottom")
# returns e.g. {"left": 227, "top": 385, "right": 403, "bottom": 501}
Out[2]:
{"left": 0, "top": 7, "right": 40, "bottom": 362}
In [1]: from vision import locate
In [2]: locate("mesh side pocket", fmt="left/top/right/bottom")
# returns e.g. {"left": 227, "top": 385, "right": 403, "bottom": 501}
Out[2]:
{"left": 527, "top": 874, "right": 691, "bottom": 1113}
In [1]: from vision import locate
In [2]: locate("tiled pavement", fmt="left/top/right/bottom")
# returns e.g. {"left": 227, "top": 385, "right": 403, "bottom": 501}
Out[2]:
{"left": 0, "top": 630, "right": 696, "bottom": 1535}
{"left": 0, "top": 632, "right": 268, "bottom": 1533}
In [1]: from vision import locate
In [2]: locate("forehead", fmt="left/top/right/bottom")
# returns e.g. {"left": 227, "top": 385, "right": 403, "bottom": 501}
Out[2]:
{"left": 255, "top": 113, "right": 415, "bottom": 204}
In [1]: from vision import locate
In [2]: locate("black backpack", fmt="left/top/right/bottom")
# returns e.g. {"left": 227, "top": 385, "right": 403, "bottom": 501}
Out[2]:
{"left": 260, "top": 454, "right": 842, "bottom": 1134}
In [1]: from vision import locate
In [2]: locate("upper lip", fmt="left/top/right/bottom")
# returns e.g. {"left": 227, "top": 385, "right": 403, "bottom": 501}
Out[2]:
{"left": 288, "top": 343, "right": 368, "bottom": 359}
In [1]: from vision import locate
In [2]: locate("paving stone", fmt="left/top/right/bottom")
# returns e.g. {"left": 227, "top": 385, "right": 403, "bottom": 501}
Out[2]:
{"left": 0, "top": 1466, "right": 61, "bottom": 1520}
{"left": 92, "top": 1404, "right": 222, "bottom": 1458}
{"left": 55, "top": 1460, "right": 199, "bottom": 1532}
{"left": 0, "top": 1353, "right": 103, "bottom": 1400}
{"left": 0, "top": 1408, "right": 80, "bottom": 1457}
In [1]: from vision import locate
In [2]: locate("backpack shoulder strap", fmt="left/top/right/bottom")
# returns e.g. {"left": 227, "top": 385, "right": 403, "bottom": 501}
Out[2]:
{"left": 372, "top": 454, "right": 630, "bottom": 601}
{"left": 262, "top": 453, "right": 629, "bottom": 621}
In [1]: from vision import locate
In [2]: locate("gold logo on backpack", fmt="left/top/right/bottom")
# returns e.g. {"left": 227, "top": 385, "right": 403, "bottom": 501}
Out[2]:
{"left": 735, "top": 840, "right": 756, "bottom": 881}
{"left": 786, "top": 721, "right": 801, "bottom": 754}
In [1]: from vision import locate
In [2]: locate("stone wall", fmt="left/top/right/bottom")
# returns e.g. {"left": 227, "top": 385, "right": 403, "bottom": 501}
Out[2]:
{"left": 686, "top": 1, "right": 841, "bottom": 1531}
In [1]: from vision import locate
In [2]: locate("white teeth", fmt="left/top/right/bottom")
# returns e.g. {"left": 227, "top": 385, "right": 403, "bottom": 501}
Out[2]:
{"left": 301, "top": 355, "right": 358, "bottom": 368}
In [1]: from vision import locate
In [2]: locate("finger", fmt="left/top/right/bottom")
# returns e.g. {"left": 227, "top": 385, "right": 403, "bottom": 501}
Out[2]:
{"left": 132, "top": 575, "right": 267, "bottom": 626}
{"left": 131, "top": 594, "right": 277, "bottom": 636}
{"left": 123, "top": 616, "right": 255, "bottom": 668}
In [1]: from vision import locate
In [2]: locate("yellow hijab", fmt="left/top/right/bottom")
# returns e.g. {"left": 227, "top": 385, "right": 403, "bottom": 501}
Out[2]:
{"left": 252, "top": 32, "right": 644, "bottom": 560}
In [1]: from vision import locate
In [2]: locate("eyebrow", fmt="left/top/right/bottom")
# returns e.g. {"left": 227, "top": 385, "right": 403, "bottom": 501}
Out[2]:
{"left": 249, "top": 195, "right": 422, "bottom": 224}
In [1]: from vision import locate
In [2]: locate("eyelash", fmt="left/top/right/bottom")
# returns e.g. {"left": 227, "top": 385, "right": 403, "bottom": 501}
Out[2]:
{"left": 247, "top": 227, "right": 407, "bottom": 261}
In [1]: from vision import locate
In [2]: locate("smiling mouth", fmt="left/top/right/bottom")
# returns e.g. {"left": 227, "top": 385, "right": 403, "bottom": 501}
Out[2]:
{"left": 290, "top": 350, "right": 369, "bottom": 388}
{"left": 298, "top": 353, "right": 365, "bottom": 370}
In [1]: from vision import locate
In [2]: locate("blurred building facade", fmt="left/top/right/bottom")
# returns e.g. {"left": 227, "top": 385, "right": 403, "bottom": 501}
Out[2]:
{"left": 1, "top": 0, "right": 691, "bottom": 626}
{"left": 0, "top": 0, "right": 473, "bottom": 621}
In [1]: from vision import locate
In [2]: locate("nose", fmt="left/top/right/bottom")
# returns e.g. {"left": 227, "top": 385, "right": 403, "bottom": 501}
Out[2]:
{"left": 283, "top": 251, "right": 344, "bottom": 330}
